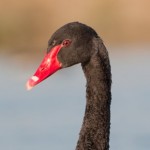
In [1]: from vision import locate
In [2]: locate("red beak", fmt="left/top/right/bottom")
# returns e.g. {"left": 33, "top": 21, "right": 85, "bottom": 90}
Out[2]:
{"left": 26, "top": 44, "right": 63, "bottom": 90}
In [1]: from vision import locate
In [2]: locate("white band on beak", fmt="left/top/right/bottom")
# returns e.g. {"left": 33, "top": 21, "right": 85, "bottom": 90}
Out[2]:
{"left": 31, "top": 76, "right": 39, "bottom": 82}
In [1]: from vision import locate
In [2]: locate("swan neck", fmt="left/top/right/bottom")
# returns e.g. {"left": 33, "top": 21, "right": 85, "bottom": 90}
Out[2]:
{"left": 76, "top": 42, "right": 111, "bottom": 150}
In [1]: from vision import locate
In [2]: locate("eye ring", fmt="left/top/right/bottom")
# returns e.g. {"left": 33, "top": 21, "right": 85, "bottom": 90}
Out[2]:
{"left": 62, "top": 39, "right": 72, "bottom": 47}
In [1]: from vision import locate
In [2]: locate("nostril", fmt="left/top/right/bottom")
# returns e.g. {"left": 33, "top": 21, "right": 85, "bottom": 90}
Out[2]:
{"left": 40, "top": 67, "right": 45, "bottom": 71}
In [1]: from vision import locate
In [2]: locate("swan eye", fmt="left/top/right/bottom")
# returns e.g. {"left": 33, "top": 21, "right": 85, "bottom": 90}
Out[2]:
{"left": 62, "top": 39, "right": 71, "bottom": 47}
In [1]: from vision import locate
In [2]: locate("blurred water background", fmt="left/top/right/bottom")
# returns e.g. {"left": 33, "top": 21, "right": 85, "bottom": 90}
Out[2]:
{"left": 0, "top": 0, "right": 150, "bottom": 150}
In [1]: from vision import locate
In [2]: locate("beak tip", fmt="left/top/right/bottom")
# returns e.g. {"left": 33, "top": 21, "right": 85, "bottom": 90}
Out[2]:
{"left": 26, "top": 76, "right": 39, "bottom": 91}
{"left": 26, "top": 81, "right": 33, "bottom": 91}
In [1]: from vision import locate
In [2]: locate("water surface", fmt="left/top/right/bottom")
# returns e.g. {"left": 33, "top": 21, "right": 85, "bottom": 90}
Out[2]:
{"left": 0, "top": 46, "right": 150, "bottom": 150}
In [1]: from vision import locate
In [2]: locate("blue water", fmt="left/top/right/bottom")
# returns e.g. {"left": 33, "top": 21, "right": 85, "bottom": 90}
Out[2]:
{"left": 0, "top": 46, "right": 150, "bottom": 150}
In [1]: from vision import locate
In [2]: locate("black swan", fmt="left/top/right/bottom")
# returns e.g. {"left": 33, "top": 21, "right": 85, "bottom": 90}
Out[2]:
{"left": 26, "top": 22, "right": 112, "bottom": 150}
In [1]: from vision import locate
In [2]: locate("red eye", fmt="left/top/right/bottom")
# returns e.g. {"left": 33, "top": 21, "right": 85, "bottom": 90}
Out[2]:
{"left": 62, "top": 39, "right": 71, "bottom": 47}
